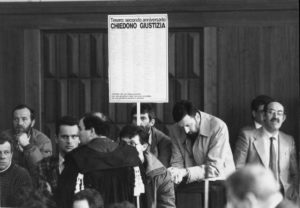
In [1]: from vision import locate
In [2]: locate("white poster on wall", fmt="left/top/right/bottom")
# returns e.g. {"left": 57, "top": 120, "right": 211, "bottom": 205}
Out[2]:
{"left": 108, "top": 14, "right": 168, "bottom": 103}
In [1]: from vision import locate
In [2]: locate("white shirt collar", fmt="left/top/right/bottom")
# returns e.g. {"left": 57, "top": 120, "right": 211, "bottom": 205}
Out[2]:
{"left": 254, "top": 121, "right": 262, "bottom": 129}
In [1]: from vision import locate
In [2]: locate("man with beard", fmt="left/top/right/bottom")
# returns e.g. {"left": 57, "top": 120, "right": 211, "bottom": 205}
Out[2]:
{"left": 234, "top": 100, "right": 298, "bottom": 202}
{"left": 0, "top": 104, "right": 52, "bottom": 175}
{"left": 168, "top": 100, "right": 235, "bottom": 184}
{"left": 131, "top": 104, "right": 171, "bottom": 167}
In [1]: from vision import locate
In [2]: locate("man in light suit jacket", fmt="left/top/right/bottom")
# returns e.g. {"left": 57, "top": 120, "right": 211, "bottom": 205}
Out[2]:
{"left": 168, "top": 100, "right": 235, "bottom": 184}
{"left": 234, "top": 101, "right": 299, "bottom": 202}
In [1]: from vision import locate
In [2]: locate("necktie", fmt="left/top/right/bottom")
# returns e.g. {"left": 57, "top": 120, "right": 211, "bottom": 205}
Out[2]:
{"left": 269, "top": 137, "right": 278, "bottom": 180}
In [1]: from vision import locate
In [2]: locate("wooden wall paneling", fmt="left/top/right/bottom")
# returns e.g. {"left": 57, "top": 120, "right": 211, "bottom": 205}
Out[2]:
{"left": 79, "top": 34, "right": 91, "bottom": 78}
{"left": 175, "top": 32, "right": 188, "bottom": 78}
{"left": 67, "top": 34, "right": 80, "bottom": 77}
{"left": 91, "top": 33, "right": 105, "bottom": 78}
{"left": 57, "top": 34, "right": 68, "bottom": 77}
{"left": 44, "top": 34, "right": 56, "bottom": 78}
{"left": 44, "top": 79, "right": 57, "bottom": 123}
{"left": 203, "top": 27, "right": 217, "bottom": 115}
{"left": 91, "top": 79, "right": 108, "bottom": 113}
{"left": 58, "top": 79, "right": 68, "bottom": 117}
{"left": 217, "top": 27, "right": 241, "bottom": 146}
{"left": 68, "top": 79, "right": 83, "bottom": 118}
{"left": 0, "top": 30, "right": 25, "bottom": 130}
{"left": 268, "top": 25, "right": 299, "bottom": 138}
{"left": 24, "top": 29, "right": 42, "bottom": 129}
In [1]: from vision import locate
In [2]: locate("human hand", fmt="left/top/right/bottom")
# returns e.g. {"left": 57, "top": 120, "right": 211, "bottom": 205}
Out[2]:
{"left": 17, "top": 133, "right": 30, "bottom": 147}
{"left": 168, "top": 167, "right": 187, "bottom": 184}
{"left": 205, "top": 165, "right": 219, "bottom": 178}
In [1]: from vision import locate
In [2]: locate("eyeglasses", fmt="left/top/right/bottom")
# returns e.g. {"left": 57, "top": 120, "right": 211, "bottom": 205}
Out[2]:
{"left": 267, "top": 109, "right": 285, "bottom": 116}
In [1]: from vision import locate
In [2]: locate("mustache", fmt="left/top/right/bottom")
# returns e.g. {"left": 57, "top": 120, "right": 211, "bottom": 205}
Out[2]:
{"left": 270, "top": 118, "right": 280, "bottom": 122}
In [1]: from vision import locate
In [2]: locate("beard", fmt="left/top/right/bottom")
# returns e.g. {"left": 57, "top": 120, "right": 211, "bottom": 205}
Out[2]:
{"left": 186, "top": 132, "right": 198, "bottom": 142}
{"left": 15, "top": 124, "right": 32, "bottom": 135}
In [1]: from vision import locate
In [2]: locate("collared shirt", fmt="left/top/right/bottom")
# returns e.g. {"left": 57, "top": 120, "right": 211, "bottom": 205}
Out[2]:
{"left": 36, "top": 155, "right": 59, "bottom": 194}
{"left": 263, "top": 128, "right": 279, "bottom": 176}
{"left": 254, "top": 121, "right": 262, "bottom": 129}
{"left": 58, "top": 153, "right": 65, "bottom": 174}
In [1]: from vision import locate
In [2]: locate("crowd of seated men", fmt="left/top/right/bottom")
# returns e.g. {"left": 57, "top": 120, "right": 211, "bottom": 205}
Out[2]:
{"left": 0, "top": 97, "right": 298, "bottom": 208}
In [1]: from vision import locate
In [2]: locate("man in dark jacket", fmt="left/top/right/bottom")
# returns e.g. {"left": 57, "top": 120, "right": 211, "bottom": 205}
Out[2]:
{"left": 56, "top": 114, "right": 140, "bottom": 208}
{"left": 0, "top": 136, "right": 33, "bottom": 207}
{"left": 120, "top": 125, "right": 175, "bottom": 208}
{"left": 131, "top": 103, "right": 171, "bottom": 167}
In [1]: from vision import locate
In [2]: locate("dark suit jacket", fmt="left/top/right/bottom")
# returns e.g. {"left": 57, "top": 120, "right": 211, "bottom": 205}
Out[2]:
{"left": 234, "top": 127, "right": 298, "bottom": 201}
{"left": 150, "top": 127, "right": 172, "bottom": 167}
{"left": 56, "top": 138, "right": 140, "bottom": 208}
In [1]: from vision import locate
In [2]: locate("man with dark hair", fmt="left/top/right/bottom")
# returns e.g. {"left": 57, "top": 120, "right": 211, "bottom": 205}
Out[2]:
{"left": 73, "top": 188, "right": 104, "bottom": 208}
{"left": 131, "top": 103, "right": 171, "bottom": 167}
{"left": 168, "top": 100, "right": 235, "bottom": 184}
{"left": 234, "top": 100, "right": 299, "bottom": 202}
{"left": 226, "top": 164, "right": 297, "bottom": 208}
{"left": 57, "top": 114, "right": 140, "bottom": 208}
{"left": 249, "top": 95, "right": 274, "bottom": 129}
{"left": 120, "top": 125, "right": 175, "bottom": 208}
{"left": 35, "top": 116, "right": 80, "bottom": 196}
{"left": 0, "top": 104, "right": 52, "bottom": 174}
{"left": 0, "top": 136, "right": 33, "bottom": 207}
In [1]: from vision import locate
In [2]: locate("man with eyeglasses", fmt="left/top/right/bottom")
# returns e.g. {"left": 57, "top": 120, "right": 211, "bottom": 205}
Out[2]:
{"left": 35, "top": 116, "right": 80, "bottom": 196}
{"left": 234, "top": 100, "right": 298, "bottom": 203}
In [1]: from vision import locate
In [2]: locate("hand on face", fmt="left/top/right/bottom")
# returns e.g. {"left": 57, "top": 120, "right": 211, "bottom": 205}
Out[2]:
{"left": 17, "top": 133, "right": 30, "bottom": 148}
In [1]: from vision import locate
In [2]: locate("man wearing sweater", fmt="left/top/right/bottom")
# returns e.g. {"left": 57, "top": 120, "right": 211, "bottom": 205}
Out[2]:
{"left": 0, "top": 136, "right": 33, "bottom": 207}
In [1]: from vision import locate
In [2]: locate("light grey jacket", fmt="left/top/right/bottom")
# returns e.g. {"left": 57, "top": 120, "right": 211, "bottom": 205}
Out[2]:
{"left": 170, "top": 111, "right": 235, "bottom": 182}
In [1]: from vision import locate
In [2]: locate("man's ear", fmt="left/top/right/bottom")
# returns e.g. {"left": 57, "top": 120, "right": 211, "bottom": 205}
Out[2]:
{"left": 90, "top": 127, "right": 96, "bottom": 136}
{"left": 251, "top": 110, "right": 256, "bottom": 119}
{"left": 142, "top": 143, "right": 148, "bottom": 151}
{"left": 282, "top": 114, "right": 286, "bottom": 123}
{"left": 195, "top": 112, "right": 201, "bottom": 122}
{"left": 149, "top": 118, "right": 155, "bottom": 127}
{"left": 31, "top": 119, "right": 35, "bottom": 127}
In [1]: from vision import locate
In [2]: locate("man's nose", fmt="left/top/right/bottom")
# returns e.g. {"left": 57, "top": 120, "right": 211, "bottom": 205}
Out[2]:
{"left": 0, "top": 153, "right": 6, "bottom": 159}
{"left": 184, "top": 127, "right": 190, "bottom": 134}
{"left": 17, "top": 119, "right": 24, "bottom": 125}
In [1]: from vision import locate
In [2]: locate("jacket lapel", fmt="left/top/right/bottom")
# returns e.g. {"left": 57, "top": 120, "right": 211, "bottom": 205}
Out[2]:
{"left": 253, "top": 129, "right": 268, "bottom": 167}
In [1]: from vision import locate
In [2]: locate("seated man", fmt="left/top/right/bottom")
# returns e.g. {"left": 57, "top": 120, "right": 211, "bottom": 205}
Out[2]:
{"left": 226, "top": 164, "right": 297, "bottom": 208}
{"left": 131, "top": 103, "right": 171, "bottom": 167}
{"left": 0, "top": 136, "right": 33, "bottom": 207}
{"left": 120, "top": 125, "right": 175, "bottom": 208}
{"left": 35, "top": 116, "right": 80, "bottom": 195}
{"left": 234, "top": 100, "right": 299, "bottom": 202}
{"left": 57, "top": 114, "right": 140, "bottom": 208}
{"left": 73, "top": 188, "right": 104, "bottom": 208}
{"left": 169, "top": 100, "right": 235, "bottom": 184}
{"left": 0, "top": 104, "right": 52, "bottom": 174}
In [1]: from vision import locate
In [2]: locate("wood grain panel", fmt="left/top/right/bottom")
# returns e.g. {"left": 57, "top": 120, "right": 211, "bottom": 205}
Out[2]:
{"left": 91, "top": 33, "right": 105, "bottom": 78}
{"left": 67, "top": 34, "right": 80, "bottom": 77}
{"left": 91, "top": 79, "right": 108, "bottom": 113}
{"left": 79, "top": 34, "right": 91, "bottom": 77}
{"left": 43, "top": 34, "right": 56, "bottom": 77}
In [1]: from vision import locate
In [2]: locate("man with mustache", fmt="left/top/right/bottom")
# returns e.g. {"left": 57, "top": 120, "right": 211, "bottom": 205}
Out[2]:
{"left": 234, "top": 100, "right": 299, "bottom": 203}
{"left": 168, "top": 100, "right": 235, "bottom": 184}
{"left": 131, "top": 103, "right": 171, "bottom": 167}
{"left": 0, "top": 104, "right": 52, "bottom": 175}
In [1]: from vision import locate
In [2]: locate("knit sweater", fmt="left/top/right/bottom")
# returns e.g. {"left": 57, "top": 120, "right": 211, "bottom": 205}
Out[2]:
{"left": 0, "top": 163, "right": 33, "bottom": 207}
